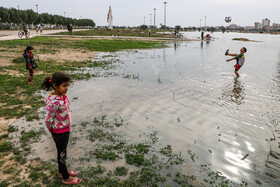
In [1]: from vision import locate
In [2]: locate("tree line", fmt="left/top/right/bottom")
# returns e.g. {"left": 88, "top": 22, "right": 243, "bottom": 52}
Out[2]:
{"left": 0, "top": 6, "right": 95, "bottom": 27}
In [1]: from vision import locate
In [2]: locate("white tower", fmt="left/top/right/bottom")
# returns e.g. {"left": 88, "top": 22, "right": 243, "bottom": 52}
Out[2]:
{"left": 107, "top": 6, "right": 113, "bottom": 29}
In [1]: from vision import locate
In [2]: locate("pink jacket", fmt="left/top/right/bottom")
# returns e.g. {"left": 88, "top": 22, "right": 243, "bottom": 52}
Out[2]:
{"left": 45, "top": 92, "right": 71, "bottom": 133}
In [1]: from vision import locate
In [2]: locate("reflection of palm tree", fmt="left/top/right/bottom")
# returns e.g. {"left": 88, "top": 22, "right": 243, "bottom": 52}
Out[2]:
{"left": 220, "top": 77, "right": 245, "bottom": 105}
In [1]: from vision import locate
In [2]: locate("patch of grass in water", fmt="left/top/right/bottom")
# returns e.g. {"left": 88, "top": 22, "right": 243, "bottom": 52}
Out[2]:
{"left": 125, "top": 153, "right": 145, "bottom": 167}
{"left": 26, "top": 113, "right": 40, "bottom": 121}
{"left": 20, "top": 128, "right": 44, "bottom": 143}
{"left": 173, "top": 172, "right": 196, "bottom": 186}
{"left": 0, "top": 133, "right": 8, "bottom": 140}
{"left": 87, "top": 128, "right": 116, "bottom": 142}
{"left": 0, "top": 141, "right": 13, "bottom": 152}
{"left": 114, "top": 166, "right": 128, "bottom": 176}
{"left": 90, "top": 148, "right": 120, "bottom": 161}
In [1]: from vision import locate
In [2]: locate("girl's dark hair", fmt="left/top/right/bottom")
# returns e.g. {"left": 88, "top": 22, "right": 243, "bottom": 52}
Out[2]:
{"left": 23, "top": 46, "right": 34, "bottom": 54}
{"left": 42, "top": 72, "right": 71, "bottom": 91}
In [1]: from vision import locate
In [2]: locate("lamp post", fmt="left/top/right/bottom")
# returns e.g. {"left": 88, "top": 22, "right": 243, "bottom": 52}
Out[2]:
{"left": 18, "top": 5, "right": 20, "bottom": 24}
{"left": 36, "top": 4, "right": 38, "bottom": 15}
{"left": 64, "top": 12, "right": 66, "bottom": 17}
{"left": 150, "top": 13, "right": 152, "bottom": 27}
{"left": 163, "top": 2, "right": 167, "bottom": 27}
{"left": 204, "top": 16, "right": 207, "bottom": 29}
{"left": 154, "top": 8, "right": 156, "bottom": 28}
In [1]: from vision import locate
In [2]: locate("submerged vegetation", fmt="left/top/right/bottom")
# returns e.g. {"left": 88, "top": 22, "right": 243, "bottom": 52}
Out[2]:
{"left": 2, "top": 115, "right": 248, "bottom": 186}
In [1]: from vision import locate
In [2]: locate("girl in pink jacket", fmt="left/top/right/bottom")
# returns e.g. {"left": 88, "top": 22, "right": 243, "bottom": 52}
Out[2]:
{"left": 42, "top": 72, "right": 82, "bottom": 185}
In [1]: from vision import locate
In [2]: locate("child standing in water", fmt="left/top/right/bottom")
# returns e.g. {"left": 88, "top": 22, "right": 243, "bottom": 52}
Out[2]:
{"left": 23, "top": 46, "right": 37, "bottom": 84}
{"left": 226, "top": 47, "right": 247, "bottom": 78}
{"left": 42, "top": 72, "right": 82, "bottom": 185}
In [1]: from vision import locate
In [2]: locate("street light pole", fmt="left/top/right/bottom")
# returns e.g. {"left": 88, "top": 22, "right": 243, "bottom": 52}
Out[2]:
{"left": 164, "top": 2, "right": 167, "bottom": 27}
{"left": 154, "top": 8, "right": 156, "bottom": 28}
{"left": 204, "top": 16, "right": 207, "bottom": 29}
{"left": 36, "top": 4, "right": 38, "bottom": 15}
{"left": 64, "top": 12, "right": 66, "bottom": 17}
{"left": 18, "top": 5, "right": 20, "bottom": 24}
{"left": 150, "top": 13, "right": 152, "bottom": 27}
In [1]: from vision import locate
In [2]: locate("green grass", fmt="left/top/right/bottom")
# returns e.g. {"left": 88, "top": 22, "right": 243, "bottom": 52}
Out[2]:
{"left": 114, "top": 166, "right": 128, "bottom": 176}
{"left": 20, "top": 128, "right": 44, "bottom": 143}
{"left": 52, "top": 28, "right": 173, "bottom": 38}
{"left": 0, "top": 141, "right": 13, "bottom": 152}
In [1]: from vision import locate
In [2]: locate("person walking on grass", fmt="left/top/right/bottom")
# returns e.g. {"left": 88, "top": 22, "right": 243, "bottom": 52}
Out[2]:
{"left": 226, "top": 47, "right": 247, "bottom": 78}
{"left": 23, "top": 46, "right": 37, "bottom": 84}
{"left": 42, "top": 72, "right": 82, "bottom": 185}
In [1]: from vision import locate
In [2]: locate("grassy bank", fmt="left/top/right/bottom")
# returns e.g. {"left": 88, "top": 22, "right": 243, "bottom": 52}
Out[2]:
{"left": 52, "top": 28, "right": 174, "bottom": 38}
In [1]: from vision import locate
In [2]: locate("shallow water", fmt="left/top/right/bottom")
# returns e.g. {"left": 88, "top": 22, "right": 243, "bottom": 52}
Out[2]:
{"left": 11, "top": 32, "right": 280, "bottom": 185}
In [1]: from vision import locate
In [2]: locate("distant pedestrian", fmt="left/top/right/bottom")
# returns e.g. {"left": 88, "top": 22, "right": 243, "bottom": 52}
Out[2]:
{"left": 201, "top": 30, "right": 204, "bottom": 40}
{"left": 67, "top": 24, "right": 73, "bottom": 34}
{"left": 148, "top": 29, "right": 151, "bottom": 36}
{"left": 39, "top": 25, "right": 43, "bottom": 34}
{"left": 23, "top": 46, "right": 38, "bottom": 84}
{"left": 36, "top": 26, "right": 39, "bottom": 34}
{"left": 42, "top": 72, "right": 82, "bottom": 185}
{"left": 226, "top": 47, "right": 247, "bottom": 78}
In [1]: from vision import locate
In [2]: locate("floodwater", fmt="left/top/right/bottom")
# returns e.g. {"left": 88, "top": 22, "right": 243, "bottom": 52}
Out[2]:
{"left": 11, "top": 32, "right": 280, "bottom": 186}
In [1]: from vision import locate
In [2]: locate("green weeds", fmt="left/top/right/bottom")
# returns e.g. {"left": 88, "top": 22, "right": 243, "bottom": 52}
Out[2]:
{"left": 114, "top": 166, "right": 128, "bottom": 176}
{"left": 0, "top": 141, "right": 13, "bottom": 152}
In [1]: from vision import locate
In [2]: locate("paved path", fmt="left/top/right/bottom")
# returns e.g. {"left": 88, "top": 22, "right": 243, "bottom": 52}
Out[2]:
{"left": 0, "top": 29, "right": 201, "bottom": 42}
{"left": 0, "top": 29, "right": 87, "bottom": 41}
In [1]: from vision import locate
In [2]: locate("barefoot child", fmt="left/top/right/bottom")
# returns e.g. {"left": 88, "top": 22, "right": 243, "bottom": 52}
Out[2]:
{"left": 226, "top": 47, "right": 247, "bottom": 78}
{"left": 23, "top": 46, "right": 37, "bottom": 84}
{"left": 42, "top": 72, "right": 82, "bottom": 185}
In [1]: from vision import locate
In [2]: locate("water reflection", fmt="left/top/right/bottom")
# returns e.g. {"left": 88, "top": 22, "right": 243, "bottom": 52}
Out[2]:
{"left": 173, "top": 41, "right": 179, "bottom": 51}
{"left": 200, "top": 41, "right": 203, "bottom": 49}
{"left": 220, "top": 78, "right": 245, "bottom": 105}
{"left": 264, "top": 50, "right": 280, "bottom": 179}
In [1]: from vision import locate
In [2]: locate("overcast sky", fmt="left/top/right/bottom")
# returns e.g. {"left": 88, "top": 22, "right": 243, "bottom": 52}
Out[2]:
{"left": 1, "top": 0, "right": 280, "bottom": 27}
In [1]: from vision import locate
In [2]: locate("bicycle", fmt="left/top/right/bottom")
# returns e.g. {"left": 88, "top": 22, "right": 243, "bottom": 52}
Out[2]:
{"left": 18, "top": 30, "right": 30, "bottom": 38}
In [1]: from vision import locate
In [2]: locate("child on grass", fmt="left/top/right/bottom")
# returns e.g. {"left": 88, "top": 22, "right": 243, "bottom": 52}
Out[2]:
{"left": 42, "top": 72, "right": 82, "bottom": 185}
{"left": 23, "top": 46, "right": 37, "bottom": 84}
{"left": 226, "top": 47, "right": 247, "bottom": 78}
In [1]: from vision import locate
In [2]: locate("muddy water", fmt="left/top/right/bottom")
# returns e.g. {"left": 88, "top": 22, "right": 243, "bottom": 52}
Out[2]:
{"left": 11, "top": 32, "right": 280, "bottom": 185}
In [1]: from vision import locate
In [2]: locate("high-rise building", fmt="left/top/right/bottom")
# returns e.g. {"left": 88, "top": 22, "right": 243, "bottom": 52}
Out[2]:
{"left": 254, "top": 22, "right": 262, "bottom": 30}
{"left": 273, "top": 23, "right": 280, "bottom": 30}
{"left": 262, "top": 18, "right": 270, "bottom": 28}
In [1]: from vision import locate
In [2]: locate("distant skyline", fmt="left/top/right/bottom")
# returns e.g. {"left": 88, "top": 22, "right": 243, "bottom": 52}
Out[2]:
{"left": 1, "top": 0, "right": 280, "bottom": 27}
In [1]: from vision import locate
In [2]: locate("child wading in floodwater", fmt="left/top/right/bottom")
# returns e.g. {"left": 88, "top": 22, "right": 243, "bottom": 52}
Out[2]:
{"left": 42, "top": 72, "right": 82, "bottom": 185}
{"left": 225, "top": 47, "right": 247, "bottom": 78}
{"left": 23, "top": 46, "right": 37, "bottom": 84}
